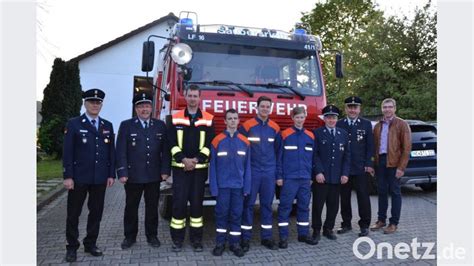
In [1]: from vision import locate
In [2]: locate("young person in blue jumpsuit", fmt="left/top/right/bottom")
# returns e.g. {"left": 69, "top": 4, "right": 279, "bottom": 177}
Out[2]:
{"left": 239, "top": 96, "right": 281, "bottom": 251}
{"left": 209, "top": 109, "right": 251, "bottom": 257}
{"left": 276, "top": 107, "right": 319, "bottom": 248}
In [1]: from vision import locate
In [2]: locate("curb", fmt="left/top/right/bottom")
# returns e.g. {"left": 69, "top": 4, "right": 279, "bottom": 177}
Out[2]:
{"left": 37, "top": 183, "right": 66, "bottom": 212}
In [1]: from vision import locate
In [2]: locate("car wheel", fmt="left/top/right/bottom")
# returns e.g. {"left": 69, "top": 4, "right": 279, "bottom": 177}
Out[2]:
{"left": 419, "top": 183, "right": 437, "bottom": 192}
{"left": 159, "top": 195, "right": 173, "bottom": 220}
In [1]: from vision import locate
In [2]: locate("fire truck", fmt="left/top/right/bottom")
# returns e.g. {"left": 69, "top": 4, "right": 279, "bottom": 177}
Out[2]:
{"left": 141, "top": 11, "right": 343, "bottom": 218}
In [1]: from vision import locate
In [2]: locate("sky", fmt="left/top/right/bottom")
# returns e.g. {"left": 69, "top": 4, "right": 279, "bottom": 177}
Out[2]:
{"left": 36, "top": 0, "right": 434, "bottom": 100}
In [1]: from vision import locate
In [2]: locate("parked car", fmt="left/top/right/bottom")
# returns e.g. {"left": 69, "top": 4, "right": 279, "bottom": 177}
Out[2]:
{"left": 368, "top": 120, "right": 437, "bottom": 194}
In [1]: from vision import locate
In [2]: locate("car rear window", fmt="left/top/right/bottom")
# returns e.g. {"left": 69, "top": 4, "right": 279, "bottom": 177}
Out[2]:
{"left": 410, "top": 125, "right": 437, "bottom": 142}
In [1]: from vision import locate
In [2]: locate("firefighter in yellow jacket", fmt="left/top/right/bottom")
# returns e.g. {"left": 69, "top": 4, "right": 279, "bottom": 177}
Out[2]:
{"left": 168, "top": 85, "right": 215, "bottom": 252}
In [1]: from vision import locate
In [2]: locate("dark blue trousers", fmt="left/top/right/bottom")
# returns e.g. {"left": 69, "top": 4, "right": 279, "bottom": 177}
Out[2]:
{"left": 242, "top": 175, "right": 275, "bottom": 241}
{"left": 376, "top": 154, "right": 402, "bottom": 225}
{"left": 215, "top": 188, "right": 244, "bottom": 245}
{"left": 278, "top": 179, "right": 311, "bottom": 239}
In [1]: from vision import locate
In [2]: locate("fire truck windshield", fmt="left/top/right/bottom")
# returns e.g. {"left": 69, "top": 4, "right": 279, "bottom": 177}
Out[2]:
{"left": 185, "top": 42, "right": 323, "bottom": 96}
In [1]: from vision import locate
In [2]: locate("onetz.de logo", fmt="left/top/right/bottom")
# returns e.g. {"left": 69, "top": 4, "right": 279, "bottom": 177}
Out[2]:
{"left": 353, "top": 237, "right": 465, "bottom": 260}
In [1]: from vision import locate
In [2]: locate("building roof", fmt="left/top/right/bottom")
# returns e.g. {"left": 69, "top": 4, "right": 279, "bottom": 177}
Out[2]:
{"left": 70, "top": 13, "right": 178, "bottom": 62}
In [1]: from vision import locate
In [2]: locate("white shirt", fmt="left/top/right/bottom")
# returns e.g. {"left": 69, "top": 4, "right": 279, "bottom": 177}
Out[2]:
{"left": 85, "top": 113, "right": 99, "bottom": 130}
{"left": 326, "top": 126, "right": 336, "bottom": 136}
{"left": 139, "top": 118, "right": 150, "bottom": 129}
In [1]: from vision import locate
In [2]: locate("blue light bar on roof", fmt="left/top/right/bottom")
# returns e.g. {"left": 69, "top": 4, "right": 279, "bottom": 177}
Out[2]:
{"left": 295, "top": 28, "right": 307, "bottom": 35}
{"left": 180, "top": 18, "right": 193, "bottom": 26}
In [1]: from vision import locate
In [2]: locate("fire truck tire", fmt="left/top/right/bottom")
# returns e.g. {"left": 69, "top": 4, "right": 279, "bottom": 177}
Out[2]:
{"left": 165, "top": 115, "right": 172, "bottom": 128}
{"left": 419, "top": 183, "right": 437, "bottom": 192}
{"left": 159, "top": 194, "right": 173, "bottom": 220}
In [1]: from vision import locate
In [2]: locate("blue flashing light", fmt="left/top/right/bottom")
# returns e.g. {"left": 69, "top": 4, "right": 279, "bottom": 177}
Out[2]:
{"left": 295, "top": 28, "right": 307, "bottom": 35}
{"left": 180, "top": 18, "right": 194, "bottom": 26}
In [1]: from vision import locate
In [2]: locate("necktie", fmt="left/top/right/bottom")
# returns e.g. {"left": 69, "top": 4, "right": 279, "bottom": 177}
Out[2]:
{"left": 144, "top": 121, "right": 148, "bottom": 129}
{"left": 330, "top": 129, "right": 335, "bottom": 136}
{"left": 91, "top": 119, "right": 97, "bottom": 130}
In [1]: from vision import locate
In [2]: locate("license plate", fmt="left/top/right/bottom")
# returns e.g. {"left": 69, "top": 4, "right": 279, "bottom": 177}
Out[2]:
{"left": 411, "top": 150, "right": 436, "bottom": 157}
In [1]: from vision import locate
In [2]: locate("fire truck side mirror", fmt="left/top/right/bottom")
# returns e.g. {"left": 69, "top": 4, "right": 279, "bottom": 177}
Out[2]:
{"left": 142, "top": 41, "right": 155, "bottom": 72}
{"left": 335, "top": 53, "right": 344, "bottom": 78}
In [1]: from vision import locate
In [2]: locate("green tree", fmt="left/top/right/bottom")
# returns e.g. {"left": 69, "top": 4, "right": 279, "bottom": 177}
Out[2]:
{"left": 64, "top": 61, "right": 83, "bottom": 118}
{"left": 38, "top": 58, "right": 82, "bottom": 158}
{"left": 300, "top": 0, "right": 383, "bottom": 105}
{"left": 300, "top": 0, "right": 436, "bottom": 121}
{"left": 349, "top": 2, "right": 437, "bottom": 120}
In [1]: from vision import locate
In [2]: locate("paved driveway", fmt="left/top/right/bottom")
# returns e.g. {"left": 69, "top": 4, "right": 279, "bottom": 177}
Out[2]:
{"left": 37, "top": 184, "right": 436, "bottom": 265}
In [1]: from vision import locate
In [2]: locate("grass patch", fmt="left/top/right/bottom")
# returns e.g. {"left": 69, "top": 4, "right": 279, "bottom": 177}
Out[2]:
{"left": 37, "top": 157, "right": 62, "bottom": 181}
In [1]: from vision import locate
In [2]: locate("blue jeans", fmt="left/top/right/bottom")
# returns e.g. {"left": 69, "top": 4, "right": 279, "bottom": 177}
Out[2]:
{"left": 376, "top": 154, "right": 402, "bottom": 225}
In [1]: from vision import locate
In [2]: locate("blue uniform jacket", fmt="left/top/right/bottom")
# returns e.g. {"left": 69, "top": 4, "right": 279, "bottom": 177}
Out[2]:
{"left": 209, "top": 131, "right": 251, "bottom": 197}
{"left": 336, "top": 117, "right": 374, "bottom": 175}
{"left": 63, "top": 114, "right": 115, "bottom": 184}
{"left": 277, "top": 126, "right": 315, "bottom": 180}
{"left": 312, "top": 127, "right": 351, "bottom": 184}
{"left": 238, "top": 117, "right": 281, "bottom": 179}
{"left": 115, "top": 117, "right": 171, "bottom": 183}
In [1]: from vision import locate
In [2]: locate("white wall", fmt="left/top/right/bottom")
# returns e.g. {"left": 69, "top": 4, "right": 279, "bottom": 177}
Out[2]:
{"left": 78, "top": 22, "right": 172, "bottom": 130}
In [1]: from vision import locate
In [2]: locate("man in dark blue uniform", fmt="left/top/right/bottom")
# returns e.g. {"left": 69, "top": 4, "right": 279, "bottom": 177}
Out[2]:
{"left": 116, "top": 92, "right": 171, "bottom": 250}
{"left": 336, "top": 96, "right": 374, "bottom": 237}
{"left": 311, "top": 105, "right": 351, "bottom": 241}
{"left": 62, "top": 88, "right": 115, "bottom": 262}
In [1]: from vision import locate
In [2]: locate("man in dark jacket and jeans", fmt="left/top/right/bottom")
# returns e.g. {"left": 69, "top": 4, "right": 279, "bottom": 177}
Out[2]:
{"left": 370, "top": 98, "right": 411, "bottom": 234}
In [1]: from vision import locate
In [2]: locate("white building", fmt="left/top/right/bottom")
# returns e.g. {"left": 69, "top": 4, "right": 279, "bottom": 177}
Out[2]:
{"left": 71, "top": 13, "right": 178, "bottom": 129}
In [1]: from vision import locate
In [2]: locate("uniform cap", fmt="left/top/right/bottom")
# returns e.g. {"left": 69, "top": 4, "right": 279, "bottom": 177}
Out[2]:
{"left": 344, "top": 96, "right": 362, "bottom": 106}
{"left": 322, "top": 104, "right": 340, "bottom": 116}
{"left": 83, "top": 88, "right": 105, "bottom": 101}
{"left": 133, "top": 92, "right": 153, "bottom": 105}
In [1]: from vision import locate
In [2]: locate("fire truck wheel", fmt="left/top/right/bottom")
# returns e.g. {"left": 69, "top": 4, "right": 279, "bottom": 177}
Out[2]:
{"left": 159, "top": 194, "right": 173, "bottom": 220}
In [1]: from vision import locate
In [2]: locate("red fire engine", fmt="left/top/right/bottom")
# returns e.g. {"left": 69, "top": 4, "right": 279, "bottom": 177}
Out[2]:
{"left": 141, "top": 11, "right": 343, "bottom": 218}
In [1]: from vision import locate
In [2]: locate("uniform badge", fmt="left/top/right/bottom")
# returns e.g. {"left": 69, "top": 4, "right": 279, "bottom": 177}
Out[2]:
{"left": 132, "top": 138, "right": 136, "bottom": 146}
{"left": 104, "top": 138, "right": 109, "bottom": 143}
{"left": 356, "top": 129, "right": 365, "bottom": 141}
{"left": 339, "top": 143, "right": 344, "bottom": 151}
{"left": 82, "top": 137, "right": 87, "bottom": 144}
